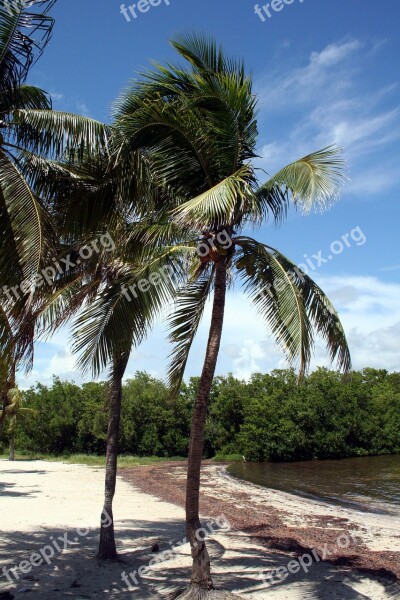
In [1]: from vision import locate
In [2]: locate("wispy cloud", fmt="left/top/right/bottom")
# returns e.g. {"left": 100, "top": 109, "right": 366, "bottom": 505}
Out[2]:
{"left": 379, "top": 264, "right": 400, "bottom": 272}
{"left": 257, "top": 39, "right": 363, "bottom": 110}
{"left": 222, "top": 275, "right": 400, "bottom": 376}
{"left": 50, "top": 92, "right": 64, "bottom": 101}
{"left": 75, "top": 101, "right": 91, "bottom": 117}
{"left": 48, "top": 90, "right": 92, "bottom": 117}
{"left": 256, "top": 39, "right": 400, "bottom": 198}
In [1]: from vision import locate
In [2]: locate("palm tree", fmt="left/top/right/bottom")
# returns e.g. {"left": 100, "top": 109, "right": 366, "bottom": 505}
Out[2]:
{"left": 22, "top": 141, "right": 187, "bottom": 558}
{"left": 4, "top": 386, "right": 36, "bottom": 460}
{"left": 112, "top": 35, "right": 351, "bottom": 598}
{"left": 67, "top": 205, "right": 186, "bottom": 560}
{"left": 0, "top": 0, "right": 110, "bottom": 440}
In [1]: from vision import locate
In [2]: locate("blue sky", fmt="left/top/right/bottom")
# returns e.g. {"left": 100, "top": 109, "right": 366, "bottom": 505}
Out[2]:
{"left": 23, "top": 0, "right": 400, "bottom": 386}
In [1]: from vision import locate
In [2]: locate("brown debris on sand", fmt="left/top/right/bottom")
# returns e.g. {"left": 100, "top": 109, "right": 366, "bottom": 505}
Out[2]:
{"left": 121, "top": 460, "right": 400, "bottom": 584}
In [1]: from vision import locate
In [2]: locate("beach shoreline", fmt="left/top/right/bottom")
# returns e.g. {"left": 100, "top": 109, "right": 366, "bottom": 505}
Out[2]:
{"left": 1, "top": 459, "right": 399, "bottom": 599}
{"left": 121, "top": 461, "right": 400, "bottom": 584}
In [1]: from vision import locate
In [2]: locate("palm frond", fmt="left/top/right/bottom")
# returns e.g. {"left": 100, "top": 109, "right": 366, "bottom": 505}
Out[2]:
{"left": 0, "top": 0, "right": 55, "bottom": 92}
{"left": 0, "top": 152, "right": 53, "bottom": 281}
{"left": 0, "top": 303, "right": 14, "bottom": 369}
{"left": 0, "top": 84, "right": 50, "bottom": 114}
{"left": 171, "top": 33, "right": 245, "bottom": 78}
{"left": 257, "top": 146, "right": 347, "bottom": 215}
{"left": 167, "top": 265, "right": 215, "bottom": 394}
{"left": 171, "top": 165, "right": 255, "bottom": 230}
{"left": 72, "top": 254, "right": 183, "bottom": 377}
{"left": 235, "top": 237, "right": 351, "bottom": 377}
{"left": 11, "top": 110, "right": 111, "bottom": 159}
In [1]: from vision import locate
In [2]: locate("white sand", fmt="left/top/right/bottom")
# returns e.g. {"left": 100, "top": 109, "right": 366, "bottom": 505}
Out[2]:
{"left": 0, "top": 459, "right": 399, "bottom": 599}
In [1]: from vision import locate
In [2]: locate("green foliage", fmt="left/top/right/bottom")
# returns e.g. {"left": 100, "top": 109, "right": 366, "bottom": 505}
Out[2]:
{"left": 212, "top": 453, "right": 244, "bottom": 462}
{"left": 6, "top": 368, "right": 400, "bottom": 462}
{"left": 0, "top": 452, "right": 182, "bottom": 467}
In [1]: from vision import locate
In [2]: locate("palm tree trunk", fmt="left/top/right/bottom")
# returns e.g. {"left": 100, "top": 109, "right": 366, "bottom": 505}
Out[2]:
{"left": 185, "top": 258, "right": 227, "bottom": 593}
{"left": 9, "top": 432, "right": 15, "bottom": 461}
{"left": 97, "top": 352, "right": 129, "bottom": 560}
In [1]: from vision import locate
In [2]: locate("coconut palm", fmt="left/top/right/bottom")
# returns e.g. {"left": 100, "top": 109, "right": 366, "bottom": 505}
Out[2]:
{"left": 64, "top": 183, "right": 186, "bottom": 559}
{"left": 20, "top": 139, "right": 187, "bottom": 557}
{"left": 72, "top": 252, "right": 183, "bottom": 559}
{"left": 0, "top": 0, "right": 111, "bottom": 436}
{"left": 111, "top": 35, "right": 352, "bottom": 598}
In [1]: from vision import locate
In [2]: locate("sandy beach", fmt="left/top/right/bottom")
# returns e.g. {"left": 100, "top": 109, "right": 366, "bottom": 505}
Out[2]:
{"left": 1, "top": 459, "right": 399, "bottom": 599}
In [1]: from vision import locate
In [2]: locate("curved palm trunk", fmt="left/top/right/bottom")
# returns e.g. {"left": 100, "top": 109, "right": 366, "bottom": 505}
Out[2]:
{"left": 185, "top": 259, "right": 227, "bottom": 593}
{"left": 98, "top": 352, "right": 129, "bottom": 560}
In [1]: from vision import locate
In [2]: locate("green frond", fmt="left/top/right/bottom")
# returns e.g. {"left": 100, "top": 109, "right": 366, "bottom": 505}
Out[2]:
{"left": 0, "top": 303, "right": 14, "bottom": 368}
{"left": 0, "top": 152, "right": 53, "bottom": 281}
{"left": 33, "top": 275, "right": 99, "bottom": 339}
{"left": 167, "top": 265, "right": 215, "bottom": 395}
{"left": 171, "top": 33, "right": 245, "bottom": 79}
{"left": 11, "top": 110, "right": 111, "bottom": 159}
{"left": 0, "top": 0, "right": 55, "bottom": 93}
{"left": 72, "top": 255, "right": 182, "bottom": 377}
{"left": 0, "top": 85, "right": 50, "bottom": 114}
{"left": 257, "top": 146, "right": 347, "bottom": 215}
{"left": 235, "top": 237, "right": 351, "bottom": 377}
{"left": 171, "top": 165, "right": 256, "bottom": 230}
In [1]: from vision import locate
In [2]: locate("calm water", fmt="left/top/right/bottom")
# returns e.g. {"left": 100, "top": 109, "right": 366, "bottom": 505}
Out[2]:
{"left": 228, "top": 455, "right": 400, "bottom": 514}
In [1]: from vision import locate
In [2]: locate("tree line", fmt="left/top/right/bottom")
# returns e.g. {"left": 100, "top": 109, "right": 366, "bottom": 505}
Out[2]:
{"left": 3, "top": 368, "right": 399, "bottom": 462}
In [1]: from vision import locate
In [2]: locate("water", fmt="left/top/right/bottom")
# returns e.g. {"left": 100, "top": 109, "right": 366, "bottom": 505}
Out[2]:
{"left": 228, "top": 454, "right": 400, "bottom": 514}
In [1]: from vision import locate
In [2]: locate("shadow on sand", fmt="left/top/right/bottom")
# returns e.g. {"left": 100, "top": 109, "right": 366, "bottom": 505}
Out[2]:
{"left": 0, "top": 517, "right": 399, "bottom": 599}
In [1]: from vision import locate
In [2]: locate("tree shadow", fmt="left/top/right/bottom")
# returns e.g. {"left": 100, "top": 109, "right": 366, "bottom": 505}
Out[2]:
{"left": 0, "top": 518, "right": 398, "bottom": 599}
{"left": 0, "top": 481, "right": 31, "bottom": 498}
{"left": 0, "top": 469, "right": 47, "bottom": 475}
{"left": 0, "top": 473, "right": 45, "bottom": 499}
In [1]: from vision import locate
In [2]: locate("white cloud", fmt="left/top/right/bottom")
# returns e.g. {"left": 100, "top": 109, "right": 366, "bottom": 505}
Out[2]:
{"left": 19, "top": 274, "right": 400, "bottom": 387}
{"left": 75, "top": 101, "right": 91, "bottom": 117}
{"left": 182, "top": 275, "right": 400, "bottom": 379}
{"left": 214, "top": 275, "right": 400, "bottom": 376}
{"left": 257, "top": 39, "right": 362, "bottom": 110}
{"left": 256, "top": 39, "right": 400, "bottom": 197}
{"left": 309, "top": 41, "right": 362, "bottom": 68}
{"left": 50, "top": 92, "right": 64, "bottom": 101}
